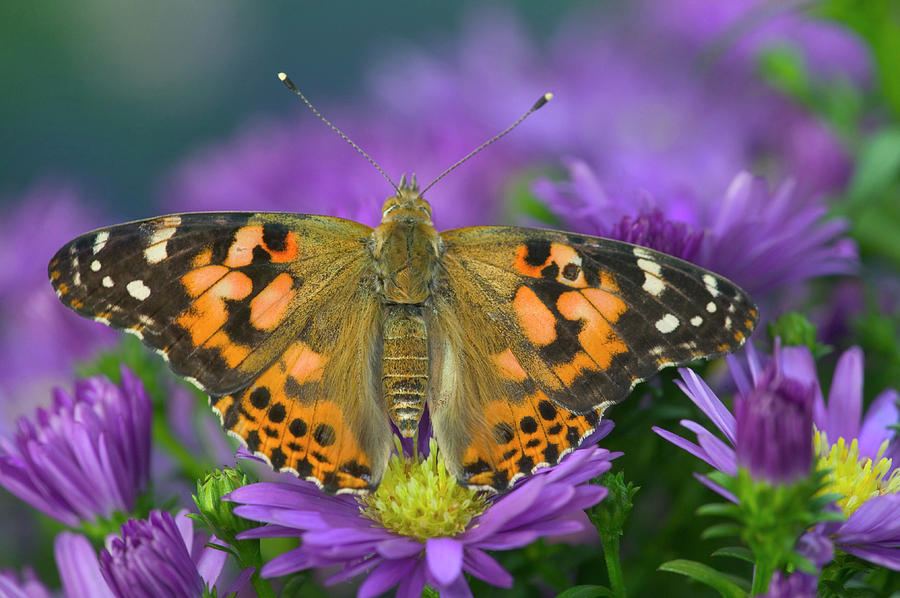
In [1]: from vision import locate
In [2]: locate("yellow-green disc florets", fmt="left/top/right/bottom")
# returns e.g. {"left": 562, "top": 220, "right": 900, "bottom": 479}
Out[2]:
{"left": 815, "top": 428, "right": 900, "bottom": 516}
{"left": 358, "top": 439, "right": 489, "bottom": 541}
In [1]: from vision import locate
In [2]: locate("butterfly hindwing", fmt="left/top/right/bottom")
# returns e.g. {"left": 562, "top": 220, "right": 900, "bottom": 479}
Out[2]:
{"left": 430, "top": 226, "right": 758, "bottom": 491}
{"left": 50, "top": 212, "right": 393, "bottom": 493}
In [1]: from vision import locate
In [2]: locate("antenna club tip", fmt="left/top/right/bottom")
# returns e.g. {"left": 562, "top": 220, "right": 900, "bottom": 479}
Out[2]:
{"left": 277, "top": 72, "right": 288, "bottom": 81}
{"left": 532, "top": 92, "right": 554, "bottom": 111}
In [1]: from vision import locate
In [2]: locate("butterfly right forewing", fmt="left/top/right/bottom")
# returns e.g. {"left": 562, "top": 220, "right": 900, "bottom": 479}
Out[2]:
{"left": 428, "top": 226, "right": 758, "bottom": 491}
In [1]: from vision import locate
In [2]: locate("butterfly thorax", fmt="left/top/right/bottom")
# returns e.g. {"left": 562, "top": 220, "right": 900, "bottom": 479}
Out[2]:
{"left": 371, "top": 184, "right": 441, "bottom": 436}
{"left": 371, "top": 185, "right": 441, "bottom": 305}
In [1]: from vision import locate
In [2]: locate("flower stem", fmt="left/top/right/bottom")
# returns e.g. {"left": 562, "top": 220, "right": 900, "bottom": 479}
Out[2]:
{"left": 235, "top": 541, "right": 277, "bottom": 598}
{"left": 750, "top": 559, "right": 776, "bottom": 596}
{"left": 601, "top": 533, "right": 627, "bottom": 597}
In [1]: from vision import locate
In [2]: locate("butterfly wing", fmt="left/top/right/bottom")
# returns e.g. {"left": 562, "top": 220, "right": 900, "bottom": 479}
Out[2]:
{"left": 50, "top": 213, "right": 393, "bottom": 493}
{"left": 429, "top": 226, "right": 758, "bottom": 491}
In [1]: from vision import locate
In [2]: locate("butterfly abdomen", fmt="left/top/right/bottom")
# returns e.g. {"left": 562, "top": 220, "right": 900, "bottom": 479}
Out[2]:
{"left": 382, "top": 305, "right": 428, "bottom": 437}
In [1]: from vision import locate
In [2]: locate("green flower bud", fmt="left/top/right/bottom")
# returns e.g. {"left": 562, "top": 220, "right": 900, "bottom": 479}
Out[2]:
{"left": 194, "top": 468, "right": 255, "bottom": 543}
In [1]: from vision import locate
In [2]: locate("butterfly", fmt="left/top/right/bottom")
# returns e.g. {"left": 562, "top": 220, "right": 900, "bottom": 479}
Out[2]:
{"left": 48, "top": 175, "right": 758, "bottom": 494}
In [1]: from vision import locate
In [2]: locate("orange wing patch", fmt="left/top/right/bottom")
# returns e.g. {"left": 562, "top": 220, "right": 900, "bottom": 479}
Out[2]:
{"left": 249, "top": 272, "right": 297, "bottom": 331}
{"left": 212, "top": 340, "right": 375, "bottom": 493}
{"left": 513, "top": 286, "right": 556, "bottom": 346}
{"left": 224, "top": 225, "right": 300, "bottom": 268}
{"left": 459, "top": 388, "right": 605, "bottom": 491}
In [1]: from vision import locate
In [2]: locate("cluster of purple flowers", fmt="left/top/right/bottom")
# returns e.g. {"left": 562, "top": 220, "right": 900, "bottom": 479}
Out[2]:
{"left": 655, "top": 343, "right": 900, "bottom": 588}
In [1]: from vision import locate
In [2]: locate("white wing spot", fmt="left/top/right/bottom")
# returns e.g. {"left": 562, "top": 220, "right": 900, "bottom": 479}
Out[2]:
{"left": 93, "top": 315, "right": 111, "bottom": 326}
{"left": 102, "top": 276, "right": 114, "bottom": 288}
{"left": 638, "top": 258, "right": 664, "bottom": 296}
{"left": 138, "top": 314, "right": 156, "bottom": 327}
{"left": 655, "top": 314, "right": 679, "bottom": 333}
{"left": 703, "top": 274, "right": 720, "bottom": 297}
{"left": 690, "top": 315, "right": 703, "bottom": 326}
{"left": 144, "top": 218, "right": 181, "bottom": 264}
{"left": 706, "top": 301, "right": 717, "bottom": 313}
{"left": 93, "top": 231, "right": 109, "bottom": 254}
{"left": 725, "top": 316, "right": 733, "bottom": 329}
{"left": 90, "top": 260, "right": 101, "bottom": 272}
{"left": 126, "top": 280, "right": 151, "bottom": 301}
{"left": 73, "top": 271, "right": 81, "bottom": 286}
{"left": 633, "top": 246, "right": 653, "bottom": 259}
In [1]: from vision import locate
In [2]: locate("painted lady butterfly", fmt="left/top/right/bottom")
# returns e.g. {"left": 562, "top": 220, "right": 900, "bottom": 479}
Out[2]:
{"left": 49, "top": 84, "right": 757, "bottom": 494}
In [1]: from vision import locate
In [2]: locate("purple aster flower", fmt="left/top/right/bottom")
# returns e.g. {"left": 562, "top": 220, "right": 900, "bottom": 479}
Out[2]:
{"left": 642, "top": 0, "right": 871, "bottom": 83}
{"left": 161, "top": 96, "right": 538, "bottom": 230}
{"left": 536, "top": 167, "right": 857, "bottom": 300}
{"left": 165, "top": 4, "right": 860, "bottom": 237}
{"left": 377, "top": 6, "right": 856, "bottom": 199}
{"left": 0, "top": 184, "right": 116, "bottom": 433}
{"left": 734, "top": 366, "right": 815, "bottom": 483}
{"left": 227, "top": 425, "right": 618, "bottom": 597}
{"left": 100, "top": 510, "right": 232, "bottom": 598}
{"left": 0, "top": 368, "right": 151, "bottom": 527}
{"left": 0, "top": 568, "right": 53, "bottom": 598}
{"left": 0, "top": 532, "right": 113, "bottom": 598}
{"left": 653, "top": 344, "right": 900, "bottom": 569}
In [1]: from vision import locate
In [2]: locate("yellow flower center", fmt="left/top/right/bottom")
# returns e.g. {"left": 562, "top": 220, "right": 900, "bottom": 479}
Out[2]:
{"left": 358, "top": 439, "right": 489, "bottom": 541}
{"left": 814, "top": 428, "right": 900, "bottom": 516}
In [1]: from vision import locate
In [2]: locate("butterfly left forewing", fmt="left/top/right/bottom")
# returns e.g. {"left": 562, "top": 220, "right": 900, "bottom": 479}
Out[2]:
{"left": 49, "top": 212, "right": 371, "bottom": 394}
{"left": 430, "top": 226, "right": 758, "bottom": 491}
{"left": 50, "top": 212, "right": 394, "bottom": 493}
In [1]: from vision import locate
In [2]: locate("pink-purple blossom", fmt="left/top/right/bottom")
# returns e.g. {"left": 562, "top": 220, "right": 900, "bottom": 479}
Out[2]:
{"left": 654, "top": 344, "right": 900, "bottom": 570}
{"left": 0, "top": 368, "right": 151, "bottom": 527}
{"left": 227, "top": 423, "right": 619, "bottom": 597}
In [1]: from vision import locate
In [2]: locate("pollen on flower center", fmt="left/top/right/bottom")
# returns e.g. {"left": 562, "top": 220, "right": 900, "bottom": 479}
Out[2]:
{"left": 358, "top": 439, "right": 489, "bottom": 541}
{"left": 814, "top": 428, "right": 900, "bottom": 516}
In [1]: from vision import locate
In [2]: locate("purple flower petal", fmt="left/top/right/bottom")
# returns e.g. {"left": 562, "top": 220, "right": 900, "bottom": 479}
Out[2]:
{"left": 777, "top": 348, "right": 827, "bottom": 431}
{"left": 0, "top": 371, "right": 151, "bottom": 526}
{"left": 261, "top": 548, "right": 324, "bottom": 578}
{"left": 396, "top": 562, "right": 427, "bottom": 598}
{"left": 376, "top": 538, "right": 424, "bottom": 559}
{"left": 0, "top": 568, "right": 53, "bottom": 598}
{"left": 835, "top": 494, "right": 900, "bottom": 545}
{"left": 675, "top": 369, "right": 735, "bottom": 443}
{"left": 426, "top": 537, "right": 464, "bottom": 585}
{"left": 222, "top": 567, "right": 255, "bottom": 597}
{"left": 652, "top": 426, "right": 713, "bottom": 469}
{"left": 857, "top": 389, "right": 900, "bottom": 461}
{"left": 841, "top": 545, "right": 900, "bottom": 571}
{"left": 463, "top": 547, "right": 513, "bottom": 587}
{"left": 54, "top": 532, "right": 114, "bottom": 598}
{"left": 359, "top": 559, "right": 417, "bottom": 598}
{"left": 693, "top": 473, "right": 738, "bottom": 503}
{"left": 826, "top": 347, "right": 864, "bottom": 441}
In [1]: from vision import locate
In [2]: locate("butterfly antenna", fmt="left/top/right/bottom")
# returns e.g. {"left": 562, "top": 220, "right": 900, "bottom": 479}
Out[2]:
{"left": 421, "top": 92, "right": 553, "bottom": 196}
{"left": 278, "top": 72, "right": 399, "bottom": 193}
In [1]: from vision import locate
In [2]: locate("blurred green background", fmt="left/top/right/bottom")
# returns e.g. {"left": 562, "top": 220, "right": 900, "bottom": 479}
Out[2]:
{"left": 0, "top": 1, "right": 595, "bottom": 217}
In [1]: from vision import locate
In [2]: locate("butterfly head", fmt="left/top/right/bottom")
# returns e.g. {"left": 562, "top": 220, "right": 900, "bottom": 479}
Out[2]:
{"left": 380, "top": 174, "right": 432, "bottom": 224}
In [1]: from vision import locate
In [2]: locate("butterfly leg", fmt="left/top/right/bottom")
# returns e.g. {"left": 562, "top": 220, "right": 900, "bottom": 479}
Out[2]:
{"left": 382, "top": 304, "right": 428, "bottom": 437}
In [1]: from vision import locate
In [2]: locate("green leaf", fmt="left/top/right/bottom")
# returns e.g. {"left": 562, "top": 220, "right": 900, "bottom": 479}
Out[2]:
{"left": 757, "top": 44, "right": 812, "bottom": 106}
{"left": 701, "top": 523, "right": 743, "bottom": 540}
{"left": 658, "top": 560, "right": 747, "bottom": 598}
{"left": 697, "top": 503, "right": 741, "bottom": 519}
{"left": 712, "top": 546, "right": 755, "bottom": 564}
{"left": 847, "top": 128, "right": 900, "bottom": 202}
{"left": 555, "top": 585, "right": 615, "bottom": 598}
